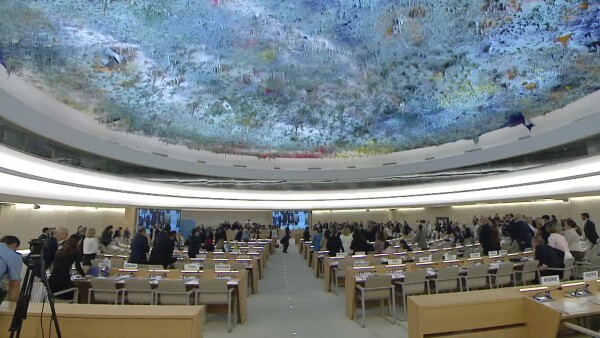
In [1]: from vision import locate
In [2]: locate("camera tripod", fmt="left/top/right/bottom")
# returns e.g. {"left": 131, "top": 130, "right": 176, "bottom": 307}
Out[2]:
{"left": 9, "top": 240, "right": 61, "bottom": 338}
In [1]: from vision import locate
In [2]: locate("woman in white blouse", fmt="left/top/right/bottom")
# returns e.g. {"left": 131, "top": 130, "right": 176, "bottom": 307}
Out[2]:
{"left": 82, "top": 227, "right": 99, "bottom": 266}
{"left": 339, "top": 226, "right": 353, "bottom": 255}
{"left": 563, "top": 219, "right": 584, "bottom": 261}
{"left": 547, "top": 223, "right": 573, "bottom": 262}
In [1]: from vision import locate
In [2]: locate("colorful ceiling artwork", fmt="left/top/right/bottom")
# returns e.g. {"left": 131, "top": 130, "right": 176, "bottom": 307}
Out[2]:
{"left": 0, "top": 0, "right": 599, "bottom": 158}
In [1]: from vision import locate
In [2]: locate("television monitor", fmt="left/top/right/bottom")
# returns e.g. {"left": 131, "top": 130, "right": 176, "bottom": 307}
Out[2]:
{"left": 137, "top": 208, "right": 182, "bottom": 232}
{"left": 272, "top": 211, "right": 310, "bottom": 230}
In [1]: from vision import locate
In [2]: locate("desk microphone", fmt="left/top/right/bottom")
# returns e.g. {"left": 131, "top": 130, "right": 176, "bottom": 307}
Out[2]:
{"left": 570, "top": 283, "right": 591, "bottom": 297}
{"left": 532, "top": 286, "right": 562, "bottom": 302}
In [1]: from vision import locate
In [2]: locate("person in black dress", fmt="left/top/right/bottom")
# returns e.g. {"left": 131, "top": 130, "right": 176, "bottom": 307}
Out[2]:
{"left": 187, "top": 228, "right": 201, "bottom": 259}
{"left": 48, "top": 235, "right": 85, "bottom": 300}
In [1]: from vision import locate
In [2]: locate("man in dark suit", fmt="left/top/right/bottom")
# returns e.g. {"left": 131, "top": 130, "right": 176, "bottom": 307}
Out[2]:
{"left": 187, "top": 228, "right": 200, "bottom": 259}
{"left": 148, "top": 226, "right": 175, "bottom": 268}
{"left": 514, "top": 214, "right": 532, "bottom": 251}
{"left": 540, "top": 215, "right": 552, "bottom": 244}
{"left": 582, "top": 213, "right": 599, "bottom": 247}
{"left": 128, "top": 228, "right": 150, "bottom": 264}
{"left": 38, "top": 227, "right": 50, "bottom": 241}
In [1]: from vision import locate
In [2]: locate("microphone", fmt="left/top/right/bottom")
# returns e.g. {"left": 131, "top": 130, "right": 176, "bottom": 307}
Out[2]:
{"left": 525, "top": 286, "right": 563, "bottom": 302}
{"left": 568, "top": 283, "right": 591, "bottom": 298}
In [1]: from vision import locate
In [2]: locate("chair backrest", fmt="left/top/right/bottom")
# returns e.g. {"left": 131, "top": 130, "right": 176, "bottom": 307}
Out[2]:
{"left": 124, "top": 278, "right": 153, "bottom": 304}
{"left": 436, "top": 267, "right": 460, "bottom": 280}
{"left": 362, "top": 275, "right": 392, "bottom": 301}
{"left": 494, "top": 263, "right": 514, "bottom": 287}
{"left": 520, "top": 260, "right": 540, "bottom": 284}
{"left": 203, "top": 262, "right": 215, "bottom": 270}
{"left": 563, "top": 257, "right": 575, "bottom": 280}
{"left": 465, "top": 264, "right": 490, "bottom": 289}
{"left": 466, "top": 264, "right": 489, "bottom": 278}
{"left": 431, "top": 251, "right": 444, "bottom": 261}
{"left": 402, "top": 270, "right": 427, "bottom": 296}
{"left": 90, "top": 278, "right": 119, "bottom": 304}
{"left": 174, "top": 261, "right": 185, "bottom": 270}
{"left": 434, "top": 267, "right": 460, "bottom": 293}
{"left": 156, "top": 279, "right": 189, "bottom": 305}
{"left": 197, "top": 279, "right": 229, "bottom": 304}
{"left": 589, "top": 256, "right": 600, "bottom": 271}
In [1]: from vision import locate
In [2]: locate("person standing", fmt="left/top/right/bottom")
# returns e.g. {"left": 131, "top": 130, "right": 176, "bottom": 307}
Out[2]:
{"left": 540, "top": 215, "right": 552, "bottom": 244}
{"left": 129, "top": 228, "right": 150, "bottom": 264}
{"left": 48, "top": 235, "right": 85, "bottom": 300}
{"left": 582, "top": 213, "right": 600, "bottom": 249}
{"left": 564, "top": 219, "right": 584, "bottom": 261}
{"left": 327, "top": 230, "right": 343, "bottom": 256}
{"left": 547, "top": 223, "right": 573, "bottom": 262}
{"left": 43, "top": 227, "right": 68, "bottom": 269}
{"left": 100, "top": 226, "right": 113, "bottom": 247}
{"left": 280, "top": 227, "right": 290, "bottom": 253}
{"left": 312, "top": 229, "right": 323, "bottom": 251}
{"left": 414, "top": 224, "right": 428, "bottom": 250}
{"left": 514, "top": 214, "right": 533, "bottom": 251}
{"left": 82, "top": 228, "right": 99, "bottom": 266}
{"left": 38, "top": 227, "right": 51, "bottom": 241}
{"left": 123, "top": 227, "right": 131, "bottom": 245}
{"left": 340, "top": 227, "right": 353, "bottom": 254}
{"left": 0, "top": 236, "right": 22, "bottom": 303}
{"left": 187, "top": 228, "right": 201, "bottom": 259}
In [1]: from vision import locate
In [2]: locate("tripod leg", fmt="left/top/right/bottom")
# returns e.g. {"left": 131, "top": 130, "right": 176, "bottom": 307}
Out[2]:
{"left": 39, "top": 272, "right": 62, "bottom": 338}
{"left": 9, "top": 265, "right": 35, "bottom": 338}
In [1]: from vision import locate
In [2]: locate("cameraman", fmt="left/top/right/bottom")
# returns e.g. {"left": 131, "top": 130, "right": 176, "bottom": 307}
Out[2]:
{"left": 0, "top": 236, "right": 23, "bottom": 303}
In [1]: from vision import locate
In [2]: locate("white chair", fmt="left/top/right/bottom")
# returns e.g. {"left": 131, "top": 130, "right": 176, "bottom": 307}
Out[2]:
{"left": 88, "top": 278, "right": 124, "bottom": 304}
{"left": 333, "top": 259, "right": 352, "bottom": 295}
{"left": 30, "top": 278, "right": 79, "bottom": 304}
{"left": 514, "top": 260, "right": 539, "bottom": 286}
{"left": 155, "top": 279, "right": 195, "bottom": 305}
{"left": 461, "top": 264, "right": 491, "bottom": 291}
{"left": 355, "top": 275, "right": 396, "bottom": 328}
{"left": 124, "top": 278, "right": 155, "bottom": 305}
{"left": 545, "top": 257, "right": 575, "bottom": 281}
{"left": 431, "top": 267, "right": 461, "bottom": 293}
{"left": 489, "top": 263, "right": 515, "bottom": 288}
{"left": 394, "top": 270, "right": 429, "bottom": 319}
{"left": 195, "top": 279, "right": 236, "bottom": 332}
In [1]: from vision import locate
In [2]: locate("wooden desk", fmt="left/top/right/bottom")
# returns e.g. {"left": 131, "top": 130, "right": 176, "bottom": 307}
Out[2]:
{"left": 407, "top": 289, "right": 528, "bottom": 338}
{"left": 408, "top": 280, "right": 600, "bottom": 338}
{"left": 0, "top": 302, "right": 204, "bottom": 338}
{"left": 74, "top": 269, "right": 249, "bottom": 324}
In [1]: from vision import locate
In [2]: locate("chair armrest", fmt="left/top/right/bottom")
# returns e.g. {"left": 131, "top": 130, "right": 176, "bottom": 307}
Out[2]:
{"left": 53, "top": 287, "right": 79, "bottom": 303}
{"left": 89, "top": 288, "right": 124, "bottom": 295}
{"left": 395, "top": 280, "right": 427, "bottom": 287}
{"left": 433, "top": 277, "right": 461, "bottom": 282}
{"left": 544, "top": 267, "right": 566, "bottom": 272}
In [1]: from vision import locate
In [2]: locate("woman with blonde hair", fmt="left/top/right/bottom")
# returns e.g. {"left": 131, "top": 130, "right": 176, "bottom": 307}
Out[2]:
{"left": 82, "top": 227, "right": 99, "bottom": 266}
{"left": 340, "top": 226, "right": 352, "bottom": 254}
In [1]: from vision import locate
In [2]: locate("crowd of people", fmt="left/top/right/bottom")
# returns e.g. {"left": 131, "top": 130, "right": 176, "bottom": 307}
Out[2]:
{"left": 302, "top": 213, "right": 600, "bottom": 281}
{"left": 1, "top": 212, "right": 598, "bottom": 305}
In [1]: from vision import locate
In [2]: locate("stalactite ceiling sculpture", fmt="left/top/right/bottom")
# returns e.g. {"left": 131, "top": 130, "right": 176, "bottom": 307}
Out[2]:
{"left": 1, "top": 0, "right": 599, "bottom": 158}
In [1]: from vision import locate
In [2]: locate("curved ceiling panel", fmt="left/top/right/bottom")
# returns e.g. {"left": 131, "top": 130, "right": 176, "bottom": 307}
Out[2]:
{"left": 0, "top": 0, "right": 599, "bottom": 159}
{"left": 1, "top": 145, "right": 600, "bottom": 209}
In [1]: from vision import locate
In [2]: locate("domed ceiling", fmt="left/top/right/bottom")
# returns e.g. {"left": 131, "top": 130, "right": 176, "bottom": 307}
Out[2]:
{"left": 1, "top": 0, "right": 599, "bottom": 158}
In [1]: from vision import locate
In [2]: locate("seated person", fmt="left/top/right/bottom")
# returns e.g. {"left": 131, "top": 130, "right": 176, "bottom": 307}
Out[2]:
{"left": 49, "top": 235, "right": 85, "bottom": 300}
{"left": 532, "top": 236, "right": 564, "bottom": 282}
{"left": 399, "top": 239, "right": 413, "bottom": 252}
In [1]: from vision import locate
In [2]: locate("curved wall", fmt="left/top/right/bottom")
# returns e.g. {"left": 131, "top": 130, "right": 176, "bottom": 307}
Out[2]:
{"left": 1, "top": 145, "right": 600, "bottom": 210}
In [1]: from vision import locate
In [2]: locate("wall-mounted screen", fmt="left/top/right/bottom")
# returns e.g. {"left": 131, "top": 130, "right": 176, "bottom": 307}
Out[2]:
{"left": 137, "top": 209, "right": 182, "bottom": 232}
{"left": 272, "top": 211, "right": 310, "bottom": 230}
